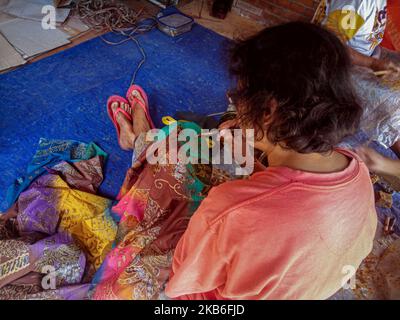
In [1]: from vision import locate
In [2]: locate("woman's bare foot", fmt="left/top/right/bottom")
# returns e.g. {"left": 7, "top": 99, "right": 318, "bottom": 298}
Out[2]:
{"left": 111, "top": 101, "right": 135, "bottom": 150}
{"left": 128, "top": 90, "right": 151, "bottom": 136}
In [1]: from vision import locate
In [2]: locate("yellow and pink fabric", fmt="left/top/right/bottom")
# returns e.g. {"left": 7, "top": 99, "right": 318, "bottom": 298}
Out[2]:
{"left": 0, "top": 140, "right": 117, "bottom": 300}
{"left": 90, "top": 122, "right": 236, "bottom": 299}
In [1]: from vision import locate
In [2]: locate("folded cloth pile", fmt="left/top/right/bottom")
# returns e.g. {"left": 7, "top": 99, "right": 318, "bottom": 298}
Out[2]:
{"left": 0, "top": 139, "right": 117, "bottom": 300}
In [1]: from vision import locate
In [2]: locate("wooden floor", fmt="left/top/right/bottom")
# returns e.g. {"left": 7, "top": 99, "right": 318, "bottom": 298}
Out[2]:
{"left": 179, "top": 0, "right": 265, "bottom": 40}
{"left": 9, "top": 0, "right": 263, "bottom": 69}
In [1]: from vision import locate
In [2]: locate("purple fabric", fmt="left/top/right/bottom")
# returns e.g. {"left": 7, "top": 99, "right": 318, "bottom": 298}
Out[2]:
{"left": 17, "top": 175, "right": 60, "bottom": 235}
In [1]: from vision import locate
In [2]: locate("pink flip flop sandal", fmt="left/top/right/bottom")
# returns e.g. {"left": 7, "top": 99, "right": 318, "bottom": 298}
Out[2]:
{"left": 126, "top": 85, "right": 156, "bottom": 129}
{"left": 107, "top": 95, "right": 132, "bottom": 149}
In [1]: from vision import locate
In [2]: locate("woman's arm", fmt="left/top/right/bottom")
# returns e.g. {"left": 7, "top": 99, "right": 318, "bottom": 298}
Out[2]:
{"left": 348, "top": 46, "right": 379, "bottom": 69}
{"left": 356, "top": 146, "right": 400, "bottom": 177}
{"left": 348, "top": 46, "right": 400, "bottom": 73}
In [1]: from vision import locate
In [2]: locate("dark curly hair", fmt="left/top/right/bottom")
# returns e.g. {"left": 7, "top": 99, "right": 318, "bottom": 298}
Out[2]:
{"left": 230, "top": 22, "right": 362, "bottom": 154}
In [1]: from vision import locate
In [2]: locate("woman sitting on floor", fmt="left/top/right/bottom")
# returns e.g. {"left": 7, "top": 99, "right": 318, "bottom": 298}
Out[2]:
{"left": 93, "top": 22, "right": 377, "bottom": 300}
{"left": 316, "top": 0, "right": 400, "bottom": 157}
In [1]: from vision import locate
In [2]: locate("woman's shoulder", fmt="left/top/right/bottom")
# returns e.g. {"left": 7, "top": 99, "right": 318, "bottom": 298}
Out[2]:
{"left": 206, "top": 169, "right": 289, "bottom": 203}
{"left": 194, "top": 171, "right": 290, "bottom": 226}
{"left": 197, "top": 148, "right": 372, "bottom": 226}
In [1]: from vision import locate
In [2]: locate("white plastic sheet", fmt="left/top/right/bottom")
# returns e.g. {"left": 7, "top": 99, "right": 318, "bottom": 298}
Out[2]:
{"left": 352, "top": 49, "right": 400, "bottom": 148}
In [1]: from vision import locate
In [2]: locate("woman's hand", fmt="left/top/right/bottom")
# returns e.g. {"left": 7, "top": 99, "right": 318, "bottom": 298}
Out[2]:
{"left": 371, "top": 59, "right": 400, "bottom": 80}
{"left": 382, "top": 60, "right": 400, "bottom": 80}
{"left": 218, "top": 119, "right": 238, "bottom": 130}
{"left": 370, "top": 58, "right": 389, "bottom": 72}
{"left": 356, "top": 146, "right": 400, "bottom": 177}
{"left": 348, "top": 46, "right": 400, "bottom": 79}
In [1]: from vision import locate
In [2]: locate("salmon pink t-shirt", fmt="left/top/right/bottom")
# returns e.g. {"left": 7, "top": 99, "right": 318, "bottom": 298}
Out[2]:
{"left": 165, "top": 149, "right": 377, "bottom": 300}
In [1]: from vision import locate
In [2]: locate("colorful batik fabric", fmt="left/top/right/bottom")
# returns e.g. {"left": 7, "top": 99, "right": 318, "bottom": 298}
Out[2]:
{"left": 91, "top": 122, "right": 240, "bottom": 300}
{"left": 0, "top": 156, "right": 117, "bottom": 300}
{"left": 17, "top": 172, "right": 117, "bottom": 270}
{"left": 0, "top": 232, "right": 87, "bottom": 295}
{"left": 4, "top": 138, "right": 107, "bottom": 211}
